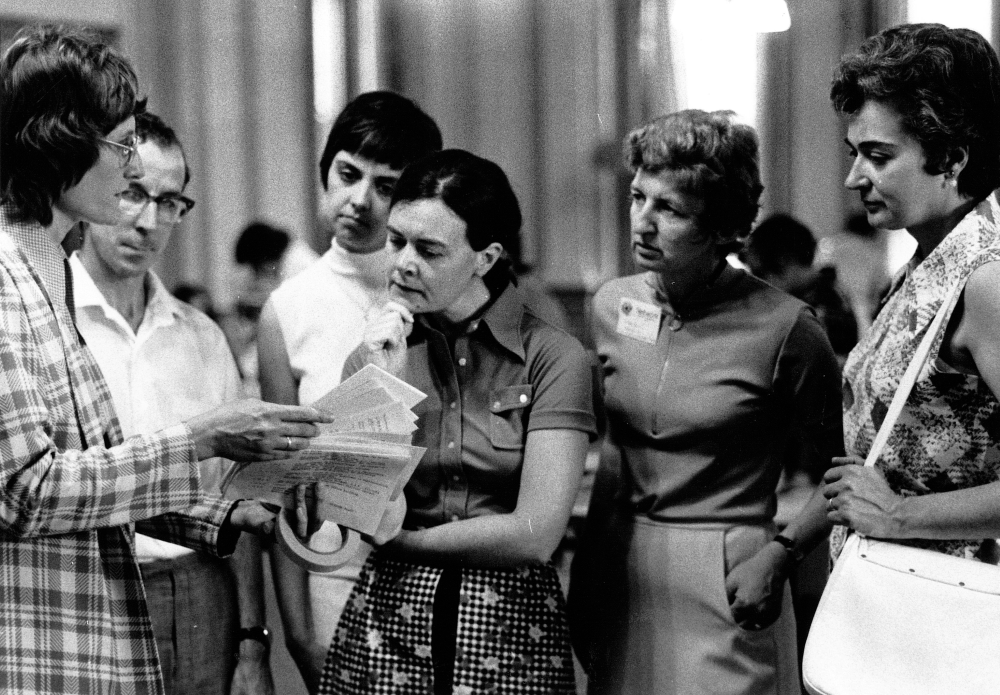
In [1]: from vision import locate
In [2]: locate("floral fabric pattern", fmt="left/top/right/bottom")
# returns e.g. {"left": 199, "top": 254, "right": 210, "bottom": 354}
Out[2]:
{"left": 319, "top": 553, "right": 575, "bottom": 695}
{"left": 838, "top": 192, "right": 1000, "bottom": 561}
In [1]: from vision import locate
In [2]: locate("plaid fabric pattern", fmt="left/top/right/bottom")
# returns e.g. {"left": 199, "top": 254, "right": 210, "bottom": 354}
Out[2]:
{"left": 319, "top": 553, "right": 576, "bottom": 695}
{"left": 0, "top": 206, "right": 228, "bottom": 694}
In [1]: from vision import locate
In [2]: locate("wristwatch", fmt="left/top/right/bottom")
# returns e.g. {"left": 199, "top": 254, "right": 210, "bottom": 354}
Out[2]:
{"left": 237, "top": 626, "right": 272, "bottom": 656}
{"left": 772, "top": 533, "right": 806, "bottom": 565}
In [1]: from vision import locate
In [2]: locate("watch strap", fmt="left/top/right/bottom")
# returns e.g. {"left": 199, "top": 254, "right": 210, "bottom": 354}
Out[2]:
{"left": 238, "top": 625, "right": 271, "bottom": 652}
{"left": 773, "top": 533, "right": 805, "bottom": 565}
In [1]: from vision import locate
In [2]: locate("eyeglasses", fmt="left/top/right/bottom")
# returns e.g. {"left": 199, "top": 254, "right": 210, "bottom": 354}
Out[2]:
{"left": 118, "top": 186, "right": 195, "bottom": 224}
{"left": 98, "top": 133, "right": 139, "bottom": 168}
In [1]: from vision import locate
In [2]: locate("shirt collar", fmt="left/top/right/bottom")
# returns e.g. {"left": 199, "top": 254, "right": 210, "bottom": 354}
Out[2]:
{"left": 1, "top": 204, "right": 68, "bottom": 313}
{"left": 414, "top": 282, "right": 526, "bottom": 361}
{"left": 69, "top": 252, "right": 183, "bottom": 329}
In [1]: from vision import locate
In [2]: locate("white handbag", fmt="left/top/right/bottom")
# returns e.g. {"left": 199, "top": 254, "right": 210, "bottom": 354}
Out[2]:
{"left": 802, "top": 283, "right": 1000, "bottom": 695}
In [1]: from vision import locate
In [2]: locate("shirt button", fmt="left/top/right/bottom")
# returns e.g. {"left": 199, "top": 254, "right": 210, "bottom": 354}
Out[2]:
{"left": 493, "top": 401, "right": 501, "bottom": 409}
{"left": 458, "top": 357, "right": 467, "bottom": 367}
{"left": 450, "top": 514, "right": 461, "bottom": 522}
{"left": 447, "top": 441, "right": 455, "bottom": 449}
{"left": 519, "top": 394, "right": 528, "bottom": 403}
{"left": 452, "top": 474, "right": 460, "bottom": 482}
{"left": 450, "top": 401, "right": 457, "bottom": 409}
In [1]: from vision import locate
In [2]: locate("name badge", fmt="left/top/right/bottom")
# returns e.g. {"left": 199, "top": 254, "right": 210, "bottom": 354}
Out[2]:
{"left": 616, "top": 297, "right": 662, "bottom": 344}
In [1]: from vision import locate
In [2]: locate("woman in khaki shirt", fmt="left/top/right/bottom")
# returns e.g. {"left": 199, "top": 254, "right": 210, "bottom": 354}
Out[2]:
{"left": 316, "top": 150, "right": 597, "bottom": 695}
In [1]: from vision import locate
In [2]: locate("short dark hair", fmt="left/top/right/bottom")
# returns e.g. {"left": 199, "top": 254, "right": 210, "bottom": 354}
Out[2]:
{"left": 743, "top": 213, "right": 816, "bottom": 276}
{"left": 135, "top": 112, "right": 190, "bottom": 187}
{"left": 626, "top": 110, "right": 764, "bottom": 254}
{"left": 319, "top": 91, "right": 442, "bottom": 189}
{"left": 0, "top": 25, "right": 145, "bottom": 225}
{"left": 391, "top": 149, "right": 521, "bottom": 295}
{"left": 831, "top": 23, "right": 1000, "bottom": 202}
{"left": 235, "top": 221, "right": 290, "bottom": 268}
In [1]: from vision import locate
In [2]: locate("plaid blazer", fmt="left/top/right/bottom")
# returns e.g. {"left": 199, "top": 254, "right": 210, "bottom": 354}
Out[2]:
{"left": 0, "top": 207, "right": 232, "bottom": 695}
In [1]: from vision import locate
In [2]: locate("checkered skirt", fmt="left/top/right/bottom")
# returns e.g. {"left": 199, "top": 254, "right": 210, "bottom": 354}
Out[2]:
{"left": 319, "top": 552, "right": 576, "bottom": 694}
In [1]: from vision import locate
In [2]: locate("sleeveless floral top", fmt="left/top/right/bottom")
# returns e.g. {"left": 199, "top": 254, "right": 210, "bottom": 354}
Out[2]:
{"left": 838, "top": 192, "right": 1000, "bottom": 561}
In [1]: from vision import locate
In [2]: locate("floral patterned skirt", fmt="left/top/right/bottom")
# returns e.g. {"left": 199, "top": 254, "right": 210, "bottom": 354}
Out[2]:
{"left": 318, "top": 551, "right": 576, "bottom": 695}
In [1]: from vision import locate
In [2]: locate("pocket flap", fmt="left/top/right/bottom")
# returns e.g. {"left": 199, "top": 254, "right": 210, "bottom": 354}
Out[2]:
{"left": 490, "top": 384, "right": 533, "bottom": 413}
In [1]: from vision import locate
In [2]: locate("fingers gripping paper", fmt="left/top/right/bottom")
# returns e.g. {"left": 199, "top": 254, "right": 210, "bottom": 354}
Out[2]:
{"left": 222, "top": 365, "right": 427, "bottom": 537}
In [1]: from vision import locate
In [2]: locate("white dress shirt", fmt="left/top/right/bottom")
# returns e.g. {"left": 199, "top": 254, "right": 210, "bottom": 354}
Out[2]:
{"left": 70, "top": 253, "right": 242, "bottom": 561}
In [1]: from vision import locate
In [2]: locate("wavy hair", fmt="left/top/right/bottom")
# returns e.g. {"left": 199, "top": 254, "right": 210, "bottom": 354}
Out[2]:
{"left": 831, "top": 23, "right": 1000, "bottom": 202}
{"left": 626, "top": 109, "right": 763, "bottom": 254}
{"left": 1, "top": 25, "right": 145, "bottom": 225}
{"left": 391, "top": 149, "right": 521, "bottom": 295}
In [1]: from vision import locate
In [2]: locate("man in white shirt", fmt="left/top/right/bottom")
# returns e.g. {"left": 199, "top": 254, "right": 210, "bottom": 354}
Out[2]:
{"left": 71, "top": 112, "right": 274, "bottom": 695}
{"left": 256, "top": 92, "right": 442, "bottom": 690}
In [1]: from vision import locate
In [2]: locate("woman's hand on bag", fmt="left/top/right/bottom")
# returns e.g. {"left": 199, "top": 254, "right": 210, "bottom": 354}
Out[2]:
{"left": 823, "top": 457, "right": 905, "bottom": 537}
{"left": 363, "top": 302, "right": 414, "bottom": 376}
{"left": 724, "top": 542, "right": 789, "bottom": 631}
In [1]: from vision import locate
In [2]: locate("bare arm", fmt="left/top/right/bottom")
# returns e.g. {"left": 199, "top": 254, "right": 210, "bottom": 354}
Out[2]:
{"left": 269, "top": 540, "right": 327, "bottom": 692}
{"left": 257, "top": 308, "right": 325, "bottom": 688}
{"left": 383, "top": 428, "right": 588, "bottom": 567}
{"left": 825, "top": 261, "right": 1000, "bottom": 539}
{"left": 258, "top": 301, "right": 299, "bottom": 407}
{"left": 228, "top": 534, "right": 275, "bottom": 695}
{"left": 726, "top": 309, "right": 841, "bottom": 629}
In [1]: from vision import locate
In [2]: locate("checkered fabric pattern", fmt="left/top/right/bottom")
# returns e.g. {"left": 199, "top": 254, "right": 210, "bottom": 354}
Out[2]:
{"left": 0, "top": 206, "right": 231, "bottom": 694}
{"left": 319, "top": 553, "right": 576, "bottom": 695}
{"left": 838, "top": 192, "right": 1000, "bottom": 561}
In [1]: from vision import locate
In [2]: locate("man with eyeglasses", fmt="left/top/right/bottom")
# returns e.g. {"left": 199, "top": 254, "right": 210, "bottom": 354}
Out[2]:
{"left": 69, "top": 112, "right": 275, "bottom": 695}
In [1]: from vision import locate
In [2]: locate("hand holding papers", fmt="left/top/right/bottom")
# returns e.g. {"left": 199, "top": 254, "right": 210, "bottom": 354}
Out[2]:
{"left": 222, "top": 365, "right": 427, "bottom": 571}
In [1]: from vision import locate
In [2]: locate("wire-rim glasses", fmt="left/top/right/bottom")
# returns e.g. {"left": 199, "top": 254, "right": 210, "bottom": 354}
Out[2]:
{"left": 98, "top": 133, "right": 139, "bottom": 168}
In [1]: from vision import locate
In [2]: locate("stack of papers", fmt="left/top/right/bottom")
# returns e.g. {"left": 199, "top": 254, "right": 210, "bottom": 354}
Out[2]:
{"left": 222, "top": 364, "right": 427, "bottom": 536}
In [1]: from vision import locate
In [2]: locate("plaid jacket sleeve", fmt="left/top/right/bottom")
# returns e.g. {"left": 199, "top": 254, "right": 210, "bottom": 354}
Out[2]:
{"left": 134, "top": 497, "right": 240, "bottom": 556}
{"left": 0, "top": 250, "right": 208, "bottom": 539}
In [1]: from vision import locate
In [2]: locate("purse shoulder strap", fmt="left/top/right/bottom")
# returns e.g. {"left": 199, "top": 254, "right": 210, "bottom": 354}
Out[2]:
{"left": 865, "top": 281, "right": 963, "bottom": 468}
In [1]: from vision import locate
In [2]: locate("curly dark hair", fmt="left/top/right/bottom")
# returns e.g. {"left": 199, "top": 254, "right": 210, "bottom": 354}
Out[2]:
{"left": 0, "top": 25, "right": 146, "bottom": 225}
{"left": 831, "top": 23, "right": 1000, "bottom": 202}
{"left": 625, "top": 109, "right": 763, "bottom": 254}
{"left": 391, "top": 149, "right": 521, "bottom": 295}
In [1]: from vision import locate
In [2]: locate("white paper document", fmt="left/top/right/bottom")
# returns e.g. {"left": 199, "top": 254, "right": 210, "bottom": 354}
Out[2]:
{"left": 222, "top": 365, "right": 426, "bottom": 536}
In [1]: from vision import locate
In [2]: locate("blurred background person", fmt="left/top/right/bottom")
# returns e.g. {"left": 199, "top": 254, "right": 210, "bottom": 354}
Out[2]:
{"left": 742, "top": 213, "right": 857, "bottom": 361}
{"left": 257, "top": 91, "right": 442, "bottom": 690}
{"left": 319, "top": 149, "right": 597, "bottom": 695}
{"left": 71, "top": 111, "right": 274, "bottom": 695}
{"left": 825, "top": 211, "right": 918, "bottom": 341}
{"left": 570, "top": 110, "right": 842, "bottom": 695}
{"left": 222, "top": 221, "right": 318, "bottom": 397}
{"left": 173, "top": 281, "right": 219, "bottom": 322}
{"left": 236, "top": 221, "right": 317, "bottom": 295}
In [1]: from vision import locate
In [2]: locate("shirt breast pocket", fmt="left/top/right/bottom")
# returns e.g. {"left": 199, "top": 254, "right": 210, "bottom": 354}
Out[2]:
{"left": 489, "top": 384, "right": 533, "bottom": 450}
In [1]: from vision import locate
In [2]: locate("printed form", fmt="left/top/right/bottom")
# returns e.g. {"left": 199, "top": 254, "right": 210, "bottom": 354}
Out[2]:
{"left": 222, "top": 364, "right": 427, "bottom": 535}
